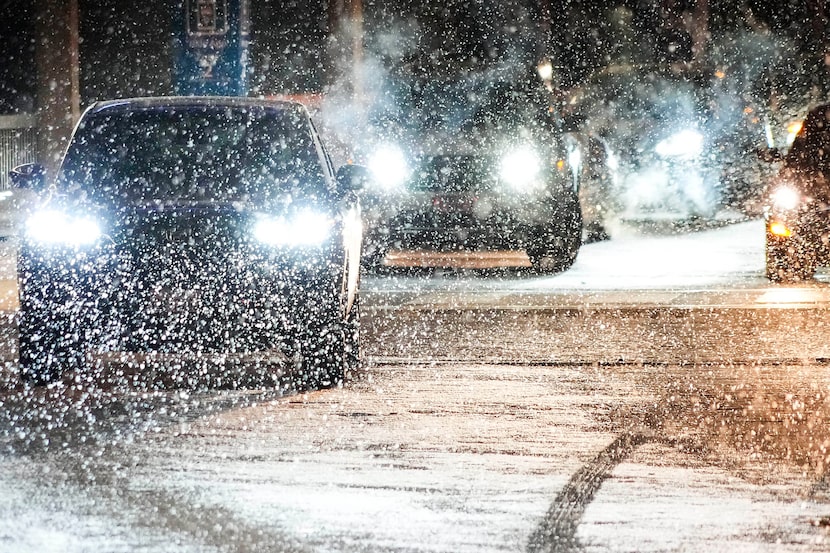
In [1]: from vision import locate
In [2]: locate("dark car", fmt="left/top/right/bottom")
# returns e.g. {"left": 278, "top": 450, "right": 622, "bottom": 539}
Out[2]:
{"left": 360, "top": 77, "right": 583, "bottom": 273}
{"left": 11, "top": 97, "right": 364, "bottom": 388}
{"left": 763, "top": 103, "right": 830, "bottom": 282}
{"left": 363, "top": 147, "right": 582, "bottom": 272}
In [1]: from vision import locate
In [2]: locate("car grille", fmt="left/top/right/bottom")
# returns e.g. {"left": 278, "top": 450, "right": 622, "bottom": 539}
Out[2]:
{"left": 410, "top": 155, "right": 494, "bottom": 193}
{"left": 104, "top": 212, "right": 289, "bottom": 352}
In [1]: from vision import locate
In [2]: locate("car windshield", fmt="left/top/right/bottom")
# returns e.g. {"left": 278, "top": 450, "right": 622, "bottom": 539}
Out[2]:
{"left": 377, "top": 75, "right": 551, "bottom": 137}
{"left": 58, "top": 105, "right": 329, "bottom": 206}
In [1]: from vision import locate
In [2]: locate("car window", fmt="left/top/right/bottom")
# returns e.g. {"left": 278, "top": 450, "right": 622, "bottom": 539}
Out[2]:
{"left": 58, "top": 106, "right": 329, "bottom": 206}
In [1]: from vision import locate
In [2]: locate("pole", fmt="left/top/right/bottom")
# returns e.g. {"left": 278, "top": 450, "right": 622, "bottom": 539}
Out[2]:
{"left": 34, "top": 0, "right": 80, "bottom": 178}
{"left": 692, "top": 0, "right": 709, "bottom": 65}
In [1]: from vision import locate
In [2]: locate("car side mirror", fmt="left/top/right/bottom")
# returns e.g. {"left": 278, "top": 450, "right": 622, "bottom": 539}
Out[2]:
{"left": 336, "top": 164, "right": 370, "bottom": 193}
{"left": 10, "top": 163, "right": 46, "bottom": 192}
{"left": 756, "top": 147, "right": 783, "bottom": 163}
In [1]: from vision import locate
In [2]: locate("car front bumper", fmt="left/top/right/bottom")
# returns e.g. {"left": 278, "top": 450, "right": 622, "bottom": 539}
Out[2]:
{"left": 18, "top": 241, "right": 343, "bottom": 356}
{"left": 363, "top": 190, "right": 568, "bottom": 253}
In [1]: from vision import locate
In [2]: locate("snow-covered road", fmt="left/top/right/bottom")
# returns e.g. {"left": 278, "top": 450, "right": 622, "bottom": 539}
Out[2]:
{"left": 2, "top": 220, "right": 830, "bottom": 552}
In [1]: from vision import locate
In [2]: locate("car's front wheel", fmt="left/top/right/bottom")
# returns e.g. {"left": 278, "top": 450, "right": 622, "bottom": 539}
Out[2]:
{"left": 344, "top": 293, "right": 360, "bottom": 379}
{"left": 18, "top": 274, "right": 86, "bottom": 385}
{"left": 526, "top": 197, "right": 583, "bottom": 274}
{"left": 18, "top": 313, "right": 65, "bottom": 385}
{"left": 297, "top": 289, "right": 359, "bottom": 390}
{"left": 300, "top": 321, "right": 345, "bottom": 389}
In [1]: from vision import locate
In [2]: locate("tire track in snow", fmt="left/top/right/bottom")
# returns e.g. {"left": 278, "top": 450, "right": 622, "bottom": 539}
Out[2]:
{"left": 526, "top": 431, "right": 652, "bottom": 553}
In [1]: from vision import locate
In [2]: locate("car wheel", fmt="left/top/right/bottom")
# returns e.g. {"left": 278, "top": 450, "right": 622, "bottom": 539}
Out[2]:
{"left": 18, "top": 314, "right": 64, "bottom": 385}
{"left": 18, "top": 276, "right": 84, "bottom": 385}
{"left": 527, "top": 198, "right": 583, "bottom": 274}
{"left": 765, "top": 231, "right": 814, "bottom": 282}
{"left": 298, "top": 283, "right": 349, "bottom": 389}
{"left": 300, "top": 321, "right": 345, "bottom": 389}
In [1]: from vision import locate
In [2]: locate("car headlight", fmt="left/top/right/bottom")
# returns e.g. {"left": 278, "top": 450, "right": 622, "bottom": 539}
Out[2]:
{"left": 367, "top": 145, "right": 409, "bottom": 191}
{"left": 770, "top": 185, "right": 801, "bottom": 211}
{"left": 24, "top": 209, "right": 102, "bottom": 246}
{"left": 499, "top": 145, "right": 542, "bottom": 191}
{"left": 654, "top": 129, "right": 704, "bottom": 159}
{"left": 252, "top": 209, "right": 334, "bottom": 247}
{"left": 568, "top": 147, "right": 582, "bottom": 171}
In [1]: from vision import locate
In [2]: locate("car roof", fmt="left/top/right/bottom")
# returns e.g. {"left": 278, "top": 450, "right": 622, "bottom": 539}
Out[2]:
{"left": 84, "top": 96, "right": 309, "bottom": 117}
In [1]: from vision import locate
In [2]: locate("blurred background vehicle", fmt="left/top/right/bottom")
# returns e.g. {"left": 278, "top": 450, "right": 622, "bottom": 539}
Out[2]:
{"left": 359, "top": 73, "right": 582, "bottom": 273}
{"left": 762, "top": 103, "right": 830, "bottom": 282}
{"left": 564, "top": 64, "right": 723, "bottom": 222}
{"left": 325, "top": 0, "right": 583, "bottom": 273}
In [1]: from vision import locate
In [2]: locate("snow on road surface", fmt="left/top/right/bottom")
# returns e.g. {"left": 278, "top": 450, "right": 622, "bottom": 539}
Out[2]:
{"left": 366, "top": 219, "right": 830, "bottom": 311}
{"left": 2, "top": 220, "right": 830, "bottom": 552}
{"left": 367, "top": 219, "right": 767, "bottom": 293}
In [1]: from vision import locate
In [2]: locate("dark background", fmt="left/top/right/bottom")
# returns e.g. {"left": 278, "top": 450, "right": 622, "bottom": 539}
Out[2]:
{"left": 0, "top": 0, "right": 826, "bottom": 113}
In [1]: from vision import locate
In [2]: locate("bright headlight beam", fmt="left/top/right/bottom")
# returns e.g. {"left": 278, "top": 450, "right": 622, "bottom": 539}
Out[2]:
{"left": 253, "top": 210, "right": 333, "bottom": 247}
{"left": 367, "top": 145, "right": 409, "bottom": 191}
{"left": 770, "top": 186, "right": 801, "bottom": 210}
{"left": 24, "top": 209, "right": 102, "bottom": 246}
{"left": 500, "top": 146, "right": 541, "bottom": 191}
{"left": 655, "top": 129, "right": 704, "bottom": 159}
{"left": 568, "top": 147, "right": 582, "bottom": 171}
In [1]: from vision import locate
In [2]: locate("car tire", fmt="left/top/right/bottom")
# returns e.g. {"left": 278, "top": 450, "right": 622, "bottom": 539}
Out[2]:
{"left": 527, "top": 193, "right": 583, "bottom": 274}
{"left": 18, "top": 315, "right": 64, "bottom": 385}
{"left": 765, "top": 231, "right": 814, "bottom": 282}
{"left": 17, "top": 275, "right": 84, "bottom": 385}
{"left": 300, "top": 321, "right": 345, "bottom": 389}
{"left": 298, "top": 282, "right": 352, "bottom": 389}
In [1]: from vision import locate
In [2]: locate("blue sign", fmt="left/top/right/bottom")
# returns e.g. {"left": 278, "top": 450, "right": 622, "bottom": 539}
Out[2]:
{"left": 174, "top": 0, "right": 249, "bottom": 96}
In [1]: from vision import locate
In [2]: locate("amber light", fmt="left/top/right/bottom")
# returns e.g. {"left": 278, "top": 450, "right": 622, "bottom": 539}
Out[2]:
{"left": 787, "top": 121, "right": 804, "bottom": 136}
{"left": 769, "top": 222, "right": 792, "bottom": 237}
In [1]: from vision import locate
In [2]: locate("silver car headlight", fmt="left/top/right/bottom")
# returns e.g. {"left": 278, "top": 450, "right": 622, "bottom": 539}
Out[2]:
{"left": 367, "top": 144, "right": 410, "bottom": 191}
{"left": 770, "top": 185, "right": 801, "bottom": 211}
{"left": 252, "top": 209, "right": 334, "bottom": 247}
{"left": 499, "top": 145, "right": 542, "bottom": 191}
{"left": 24, "top": 209, "right": 102, "bottom": 246}
{"left": 655, "top": 129, "right": 704, "bottom": 159}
